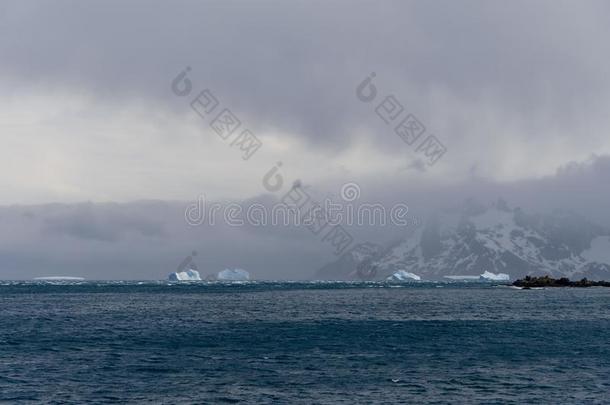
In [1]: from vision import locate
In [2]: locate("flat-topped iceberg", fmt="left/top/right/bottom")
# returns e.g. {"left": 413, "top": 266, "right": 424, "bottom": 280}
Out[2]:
{"left": 217, "top": 268, "right": 250, "bottom": 281}
{"left": 479, "top": 270, "right": 510, "bottom": 281}
{"left": 444, "top": 271, "right": 510, "bottom": 282}
{"left": 168, "top": 269, "right": 202, "bottom": 281}
{"left": 34, "top": 276, "right": 85, "bottom": 281}
{"left": 387, "top": 270, "right": 421, "bottom": 281}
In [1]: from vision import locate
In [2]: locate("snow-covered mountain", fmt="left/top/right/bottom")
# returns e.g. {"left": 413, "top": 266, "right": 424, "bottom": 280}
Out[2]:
{"left": 316, "top": 200, "right": 610, "bottom": 280}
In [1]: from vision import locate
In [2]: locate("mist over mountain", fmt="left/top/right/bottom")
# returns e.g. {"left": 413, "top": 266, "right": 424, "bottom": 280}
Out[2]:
{"left": 2, "top": 145, "right": 610, "bottom": 281}
{"left": 317, "top": 199, "right": 610, "bottom": 281}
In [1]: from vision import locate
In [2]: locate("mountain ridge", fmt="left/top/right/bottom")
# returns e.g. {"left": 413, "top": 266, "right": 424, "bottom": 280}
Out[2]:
{"left": 316, "top": 199, "right": 610, "bottom": 280}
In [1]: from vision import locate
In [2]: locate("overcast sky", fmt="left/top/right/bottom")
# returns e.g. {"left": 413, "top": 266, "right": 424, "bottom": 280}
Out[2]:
{"left": 1, "top": 0, "right": 610, "bottom": 279}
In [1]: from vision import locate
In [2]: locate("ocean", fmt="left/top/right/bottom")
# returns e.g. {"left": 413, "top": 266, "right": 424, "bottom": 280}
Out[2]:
{"left": 1, "top": 281, "right": 609, "bottom": 404}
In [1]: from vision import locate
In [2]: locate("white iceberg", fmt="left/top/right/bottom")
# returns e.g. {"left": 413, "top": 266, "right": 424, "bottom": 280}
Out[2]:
{"left": 217, "top": 268, "right": 250, "bottom": 281}
{"left": 479, "top": 270, "right": 510, "bottom": 281}
{"left": 168, "top": 269, "right": 202, "bottom": 281}
{"left": 387, "top": 270, "right": 421, "bottom": 281}
{"left": 444, "top": 275, "right": 480, "bottom": 281}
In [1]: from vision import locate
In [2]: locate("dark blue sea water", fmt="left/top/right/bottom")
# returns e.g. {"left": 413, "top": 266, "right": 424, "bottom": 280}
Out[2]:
{"left": 1, "top": 281, "right": 609, "bottom": 404}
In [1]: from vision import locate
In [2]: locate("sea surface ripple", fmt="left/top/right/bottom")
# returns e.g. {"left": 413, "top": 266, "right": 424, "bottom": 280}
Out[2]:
{"left": 1, "top": 281, "right": 609, "bottom": 404}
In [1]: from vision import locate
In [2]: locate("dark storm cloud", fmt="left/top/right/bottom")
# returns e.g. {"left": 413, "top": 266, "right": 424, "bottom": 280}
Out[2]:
{"left": 1, "top": 0, "right": 609, "bottom": 151}
{"left": 42, "top": 202, "right": 166, "bottom": 241}
{"left": 362, "top": 154, "right": 610, "bottom": 229}
{"left": 0, "top": 200, "right": 332, "bottom": 279}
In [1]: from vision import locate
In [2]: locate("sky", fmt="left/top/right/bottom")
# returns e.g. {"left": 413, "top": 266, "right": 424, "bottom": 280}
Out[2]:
{"left": 1, "top": 0, "right": 610, "bottom": 279}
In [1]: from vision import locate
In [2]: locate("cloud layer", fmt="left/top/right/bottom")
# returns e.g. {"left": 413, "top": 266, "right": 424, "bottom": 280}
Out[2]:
{"left": 2, "top": 0, "right": 610, "bottom": 204}
{"left": 2, "top": 1, "right": 610, "bottom": 278}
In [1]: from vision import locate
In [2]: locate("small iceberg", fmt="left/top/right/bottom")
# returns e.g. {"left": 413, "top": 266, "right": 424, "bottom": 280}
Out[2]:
{"left": 479, "top": 270, "right": 510, "bottom": 281}
{"left": 168, "top": 269, "right": 202, "bottom": 281}
{"left": 34, "top": 276, "right": 85, "bottom": 281}
{"left": 444, "top": 275, "right": 480, "bottom": 281}
{"left": 386, "top": 270, "right": 421, "bottom": 281}
{"left": 217, "top": 268, "right": 250, "bottom": 281}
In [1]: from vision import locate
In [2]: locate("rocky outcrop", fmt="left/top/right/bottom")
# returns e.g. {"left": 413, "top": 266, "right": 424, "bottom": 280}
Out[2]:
{"left": 513, "top": 275, "right": 610, "bottom": 288}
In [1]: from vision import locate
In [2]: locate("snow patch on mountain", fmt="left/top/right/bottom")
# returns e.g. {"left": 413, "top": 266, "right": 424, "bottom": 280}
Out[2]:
{"left": 316, "top": 200, "right": 610, "bottom": 281}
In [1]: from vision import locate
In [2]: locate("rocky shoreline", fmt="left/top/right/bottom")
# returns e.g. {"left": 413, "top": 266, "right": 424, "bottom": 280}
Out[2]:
{"left": 513, "top": 275, "right": 610, "bottom": 288}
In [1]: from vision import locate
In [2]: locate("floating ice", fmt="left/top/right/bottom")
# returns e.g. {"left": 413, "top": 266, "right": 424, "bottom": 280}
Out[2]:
{"left": 217, "top": 268, "right": 250, "bottom": 281}
{"left": 479, "top": 270, "right": 510, "bottom": 281}
{"left": 444, "top": 275, "right": 480, "bottom": 281}
{"left": 168, "top": 269, "right": 202, "bottom": 281}
{"left": 34, "top": 276, "right": 85, "bottom": 281}
{"left": 386, "top": 270, "right": 421, "bottom": 281}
